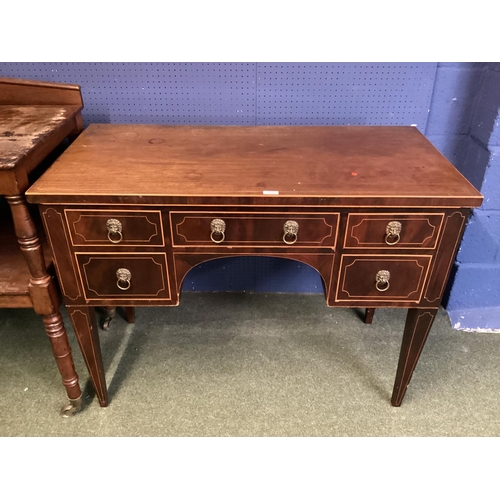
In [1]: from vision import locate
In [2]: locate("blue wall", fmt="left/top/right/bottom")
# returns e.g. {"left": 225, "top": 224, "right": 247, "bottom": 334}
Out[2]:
{"left": 1, "top": 62, "right": 497, "bottom": 330}
{"left": 0, "top": 62, "right": 436, "bottom": 129}
{"left": 429, "top": 63, "right": 500, "bottom": 331}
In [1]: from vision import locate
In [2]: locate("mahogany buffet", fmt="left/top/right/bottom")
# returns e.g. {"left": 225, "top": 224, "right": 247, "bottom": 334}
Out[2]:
{"left": 25, "top": 125, "right": 483, "bottom": 412}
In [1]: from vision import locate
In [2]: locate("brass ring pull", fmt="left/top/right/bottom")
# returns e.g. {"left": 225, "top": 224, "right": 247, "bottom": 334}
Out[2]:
{"left": 106, "top": 218, "right": 123, "bottom": 244}
{"left": 375, "top": 270, "right": 390, "bottom": 292}
{"left": 283, "top": 220, "right": 299, "bottom": 245}
{"left": 210, "top": 218, "right": 226, "bottom": 244}
{"left": 385, "top": 221, "right": 402, "bottom": 246}
{"left": 116, "top": 268, "right": 131, "bottom": 291}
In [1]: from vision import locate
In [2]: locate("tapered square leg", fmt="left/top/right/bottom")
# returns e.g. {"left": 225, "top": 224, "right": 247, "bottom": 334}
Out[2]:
{"left": 391, "top": 308, "right": 438, "bottom": 406}
{"left": 364, "top": 308, "right": 375, "bottom": 324}
{"left": 67, "top": 306, "right": 108, "bottom": 407}
{"left": 125, "top": 307, "right": 135, "bottom": 324}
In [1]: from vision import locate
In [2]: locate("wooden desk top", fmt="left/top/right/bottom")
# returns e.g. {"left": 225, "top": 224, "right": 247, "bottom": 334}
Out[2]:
{"left": 26, "top": 124, "right": 483, "bottom": 207}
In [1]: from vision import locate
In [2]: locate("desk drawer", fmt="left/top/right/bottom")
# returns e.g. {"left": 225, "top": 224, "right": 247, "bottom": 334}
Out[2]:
{"left": 344, "top": 213, "right": 443, "bottom": 249}
{"left": 336, "top": 255, "right": 432, "bottom": 302}
{"left": 76, "top": 253, "right": 170, "bottom": 300}
{"left": 170, "top": 212, "right": 339, "bottom": 247}
{"left": 65, "top": 210, "right": 164, "bottom": 246}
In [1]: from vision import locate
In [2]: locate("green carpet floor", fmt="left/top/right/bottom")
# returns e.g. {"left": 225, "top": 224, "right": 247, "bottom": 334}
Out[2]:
{"left": 1, "top": 293, "right": 499, "bottom": 436}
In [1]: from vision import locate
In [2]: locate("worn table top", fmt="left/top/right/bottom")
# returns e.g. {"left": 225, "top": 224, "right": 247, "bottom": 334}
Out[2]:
{"left": 26, "top": 124, "right": 483, "bottom": 207}
{"left": 0, "top": 105, "right": 80, "bottom": 170}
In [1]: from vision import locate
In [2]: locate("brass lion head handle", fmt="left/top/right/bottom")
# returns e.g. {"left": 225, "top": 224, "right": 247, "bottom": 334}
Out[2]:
{"left": 116, "top": 268, "right": 131, "bottom": 290}
{"left": 375, "top": 270, "right": 390, "bottom": 292}
{"left": 385, "top": 221, "right": 402, "bottom": 245}
{"left": 210, "top": 218, "right": 226, "bottom": 243}
{"left": 106, "top": 218, "right": 123, "bottom": 243}
{"left": 283, "top": 220, "right": 299, "bottom": 245}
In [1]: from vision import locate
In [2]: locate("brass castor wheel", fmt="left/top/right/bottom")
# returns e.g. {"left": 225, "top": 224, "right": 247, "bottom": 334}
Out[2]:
{"left": 60, "top": 396, "right": 83, "bottom": 418}
{"left": 102, "top": 315, "right": 113, "bottom": 331}
{"left": 100, "top": 306, "right": 116, "bottom": 331}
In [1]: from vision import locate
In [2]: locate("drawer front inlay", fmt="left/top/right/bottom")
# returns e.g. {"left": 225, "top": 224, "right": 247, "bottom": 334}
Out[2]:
{"left": 170, "top": 212, "right": 339, "bottom": 248}
{"left": 336, "top": 254, "right": 432, "bottom": 302}
{"left": 76, "top": 253, "right": 170, "bottom": 300}
{"left": 65, "top": 210, "right": 164, "bottom": 246}
{"left": 344, "top": 213, "right": 444, "bottom": 249}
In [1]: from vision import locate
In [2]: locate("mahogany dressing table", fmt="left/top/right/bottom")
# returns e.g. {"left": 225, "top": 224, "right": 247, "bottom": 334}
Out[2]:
{"left": 26, "top": 124, "right": 483, "bottom": 410}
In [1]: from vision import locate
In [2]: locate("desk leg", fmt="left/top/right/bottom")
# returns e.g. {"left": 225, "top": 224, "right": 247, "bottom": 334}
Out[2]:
{"left": 391, "top": 308, "right": 437, "bottom": 406}
{"left": 66, "top": 306, "right": 108, "bottom": 407}
{"left": 125, "top": 307, "right": 135, "bottom": 324}
{"left": 7, "top": 195, "right": 82, "bottom": 416}
{"left": 364, "top": 308, "right": 375, "bottom": 324}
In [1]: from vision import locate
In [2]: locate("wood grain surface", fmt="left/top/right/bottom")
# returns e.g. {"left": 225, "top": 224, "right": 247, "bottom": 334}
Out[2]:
{"left": 26, "top": 125, "right": 482, "bottom": 207}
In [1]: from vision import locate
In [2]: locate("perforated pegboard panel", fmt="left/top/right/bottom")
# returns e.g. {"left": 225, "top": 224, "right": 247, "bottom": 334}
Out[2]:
{"left": 0, "top": 62, "right": 256, "bottom": 125}
{"left": 0, "top": 63, "right": 436, "bottom": 131}
{"left": 257, "top": 63, "right": 437, "bottom": 132}
{"left": 0, "top": 62, "right": 438, "bottom": 293}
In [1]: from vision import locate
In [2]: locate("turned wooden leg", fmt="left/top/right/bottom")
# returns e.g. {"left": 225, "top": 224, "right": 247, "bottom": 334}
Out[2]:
{"left": 391, "top": 308, "right": 438, "bottom": 406}
{"left": 364, "top": 308, "right": 375, "bottom": 324}
{"left": 67, "top": 305, "right": 108, "bottom": 407}
{"left": 7, "top": 195, "right": 82, "bottom": 416}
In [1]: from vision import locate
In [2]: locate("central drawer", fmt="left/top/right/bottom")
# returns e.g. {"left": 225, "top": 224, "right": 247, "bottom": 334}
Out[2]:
{"left": 170, "top": 212, "right": 339, "bottom": 247}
